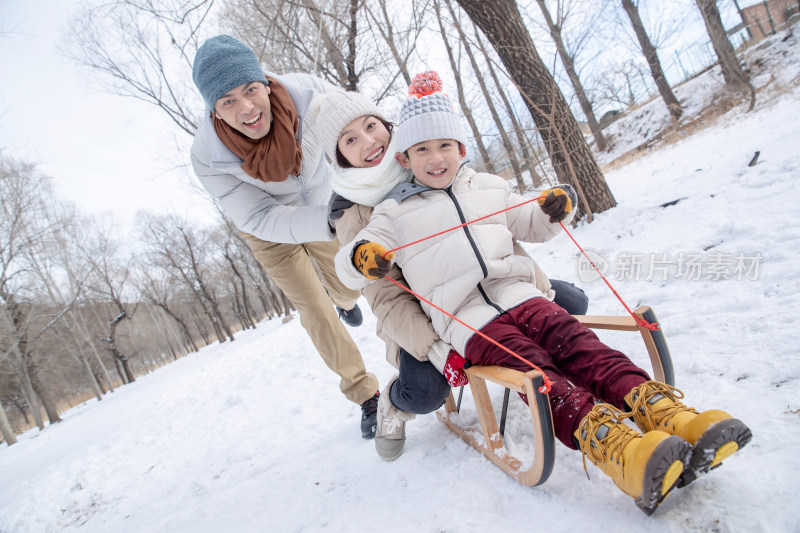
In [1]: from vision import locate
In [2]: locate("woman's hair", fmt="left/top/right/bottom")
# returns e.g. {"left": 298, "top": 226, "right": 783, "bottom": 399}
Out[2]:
{"left": 335, "top": 118, "right": 395, "bottom": 169}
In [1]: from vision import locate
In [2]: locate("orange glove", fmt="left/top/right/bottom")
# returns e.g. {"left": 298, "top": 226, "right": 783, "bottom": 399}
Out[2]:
{"left": 353, "top": 241, "right": 395, "bottom": 280}
{"left": 537, "top": 187, "right": 573, "bottom": 223}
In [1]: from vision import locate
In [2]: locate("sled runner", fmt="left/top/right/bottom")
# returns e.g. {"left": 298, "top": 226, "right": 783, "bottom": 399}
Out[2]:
{"left": 436, "top": 305, "right": 674, "bottom": 487}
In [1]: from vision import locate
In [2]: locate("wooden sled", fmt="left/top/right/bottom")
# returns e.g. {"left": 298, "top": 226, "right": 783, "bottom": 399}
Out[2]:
{"left": 436, "top": 305, "right": 675, "bottom": 487}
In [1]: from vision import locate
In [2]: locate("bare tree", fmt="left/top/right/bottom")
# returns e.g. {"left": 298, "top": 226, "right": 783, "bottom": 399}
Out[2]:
{"left": 363, "top": 0, "right": 430, "bottom": 95}
{"left": 443, "top": 1, "right": 529, "bottom": 189}
{"left": 222, "top": 0, "right": 369, "bottom": 91}
{"left": 620, "top": 0, "right": 682, "bottom": 120}
{"left": 0, "top": 398, "right": 15, "bottom": 445}
{"left": 137, "top": 269, "right": 200, "bottom": 354}
{"left": 26, "top": 207, "right": 107, "bottom": 402}
{"left": 79, "top": 217, "right": 141, "bottom": 384}
{"left": 595, "top": 59, "right": 643, "bottom": 110}
{"left": 695, "top": 0, "right": 756, "bottom": 110}
{"left": 472, "top": 29, "right": 544, "bottom": 188}
{"left": 0, "top": 154, "right": 85, "bottom": 435}
{"left": 534, "top": 0, "right": 608, "bottom": 149}
{"left": 434, "top": 0, "right": 495, "bottom": 173}
{"left": 65, "top": 0, "right": 215, "bottom": 136}
{"left": 454, "top": 0, "right": 616, "bottom": 219}
{"left": 137, "top": 212, "right": 235, "bottom": 343}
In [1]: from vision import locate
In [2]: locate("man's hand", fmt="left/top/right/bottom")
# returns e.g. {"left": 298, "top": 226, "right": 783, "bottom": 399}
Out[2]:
{"left": 538, "top": 186, "right": 573, "bottom": 223}
{"left": 328, "top": 193, "right": 355, "bottom": 231}
{"left": 353, "top": 241, "right": 394, "bottom": 280}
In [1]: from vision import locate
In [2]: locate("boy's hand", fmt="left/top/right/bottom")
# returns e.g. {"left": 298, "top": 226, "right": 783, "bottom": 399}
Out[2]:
{"left": 441, "top": 350, "right": 469, "bottom": 387}
{"left": 353, "top": 241, "right": 394, "bottom": 280}
{"left": 427, "top": 340, "right": 469, "bottom": 387}
{"left": 538, "top": 187, "right": 573, "bottom": 223}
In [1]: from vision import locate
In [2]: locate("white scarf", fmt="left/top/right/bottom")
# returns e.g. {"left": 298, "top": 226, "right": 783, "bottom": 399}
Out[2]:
{"left": 330, "top": 136, "right": 411, "bottom": 207}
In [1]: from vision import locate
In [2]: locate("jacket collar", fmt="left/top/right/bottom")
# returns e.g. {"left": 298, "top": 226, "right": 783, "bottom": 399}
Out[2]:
{"left": 384, "top": 162, "right": 474, "bottom": 203}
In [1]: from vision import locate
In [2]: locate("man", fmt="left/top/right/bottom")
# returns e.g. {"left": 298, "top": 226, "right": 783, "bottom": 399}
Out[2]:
{"left": 190, "top": 34, "right": 380, "bottom": 439}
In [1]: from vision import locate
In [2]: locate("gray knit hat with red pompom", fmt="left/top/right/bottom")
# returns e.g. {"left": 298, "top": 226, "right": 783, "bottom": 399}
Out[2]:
{"left": 395, "top": 71, "right": 467, "bottom": 153}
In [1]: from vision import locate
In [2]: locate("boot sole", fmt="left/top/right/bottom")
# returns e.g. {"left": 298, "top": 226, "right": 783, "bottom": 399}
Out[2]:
{"left": 636, "top": 435, "right": 693, "bottom": 516}
{"left": 375, "top": 436, "right": 405, "bottom": 461}
{"left": 678, "top": 418, "right": 752, "bottom": 487}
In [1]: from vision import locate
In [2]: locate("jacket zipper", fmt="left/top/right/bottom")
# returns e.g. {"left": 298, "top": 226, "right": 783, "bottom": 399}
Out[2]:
{"left": 294, "top": 175, "right": 309, "bottom": 206}
{"left": 444, "top": 187, "right": 505, "bottom": 315}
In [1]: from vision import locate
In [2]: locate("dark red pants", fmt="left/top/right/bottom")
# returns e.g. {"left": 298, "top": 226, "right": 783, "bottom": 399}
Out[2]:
{"left": 464, "top": 297, "right": 650, "bottom": 449}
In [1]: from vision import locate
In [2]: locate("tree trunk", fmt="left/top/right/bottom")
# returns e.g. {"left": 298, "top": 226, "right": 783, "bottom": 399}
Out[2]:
{"left": 92, "top": 349, "right": 115, "bottom": 392}
{"left": 75, "top": 314, "right": 115, "bottom": 392}
{"left": 345, "top": 0, "right": 359, "bottom": 91}
{"left": 106, "top": 312, "right": 136, "bottom": 383}
{"left": 17, "top": 355, "right": 45, "bottom": 430}
{"left": 225, "top": 249, "right": 257, "bottom": 329}
{"left": 367, "top": 0, "right": 413, "bottom": 87}
{"left": 695, "top": 0, "right": 756, "bottom": 110}
{"left": 730, "top": 0, "right": 753, "bottom": 39}
{"left": 473, "top": 29, "right": 544, "bottom": 188}
{"left": 434, "top": 0, "right": 495, "bottom": 174}
{"left": 621, "top": 0, "right": 683, "bottom": 120}
{"left": 446, "top": 1, "right": 527, "bottom": 190}
{"left": 28, "top": 362, "right": 62, "bottom": 424}
{"left": 192, "top": 313, "right": 213, "bottom": 346}
{"left": 0, "top": 406, "right": 17, "bottom": 446}
{"left": 454, "top": 0, "right": 616, "bottom": 219}
{"left": 153, "top": 300, "right": 199, "bottom": 353}
{"left": 82, "top": 357, "right": 104, "bottom": 401}
{"left": 535, "top": 0, "right": 608, "bottom": 149}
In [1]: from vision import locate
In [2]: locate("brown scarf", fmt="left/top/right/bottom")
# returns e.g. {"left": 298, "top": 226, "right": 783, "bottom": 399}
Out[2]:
{"left": 213, "top": 76, "right": 303, "bottom": 182}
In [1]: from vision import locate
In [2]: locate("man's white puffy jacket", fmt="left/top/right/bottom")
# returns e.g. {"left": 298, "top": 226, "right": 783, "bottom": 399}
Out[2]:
{"left": 335, "top": 165, "right": 576, "bottom": 355}
{"left": 190, "top": 72, "right": 340, "bottom": 244}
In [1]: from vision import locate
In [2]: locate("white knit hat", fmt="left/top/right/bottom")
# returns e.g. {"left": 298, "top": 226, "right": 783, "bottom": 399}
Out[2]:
{"left": 395, "top": 71, "right": 467, "bottom": 153}
{"left": 315, "top": 91, "right": 388, "bottom": 163}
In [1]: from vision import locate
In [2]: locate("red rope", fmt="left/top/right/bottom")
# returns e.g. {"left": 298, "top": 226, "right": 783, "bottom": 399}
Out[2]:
{"left": 385, "top": 275, "right": 553, "bottom": 393}
{"left": 557, "top": 222, "right": 658, "bottom": 331}
{"left": 377, "top": 194, "right": 659, "bottom": 395}
{"left": 383, "top": 196, "right": 543, "bottom": 257}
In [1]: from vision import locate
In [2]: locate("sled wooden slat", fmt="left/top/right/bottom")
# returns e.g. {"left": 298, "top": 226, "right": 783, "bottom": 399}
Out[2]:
{"left": 574, "top": 314, "right": 639, "bottom": 331}
{"left": 437, "top": 305, "right": 675, "bottom": 488}
{"left": 437, "top": 366, "right": 555, "bottom": 487}
{"left": 573, "top": 306, "right": 674, "bottom": 386}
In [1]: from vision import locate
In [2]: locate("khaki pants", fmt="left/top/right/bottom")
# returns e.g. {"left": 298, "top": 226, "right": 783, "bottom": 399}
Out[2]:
{"left": 244, "top": 234, "right": 378, "bottom": 405}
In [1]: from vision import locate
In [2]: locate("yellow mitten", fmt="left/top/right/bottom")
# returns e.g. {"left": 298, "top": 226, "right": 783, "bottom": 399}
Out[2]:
{"left": 353, "top": 241, "right": 395, "bottom": 280}
{"left": 537, "top": 187, "right": 573, "bottom": 223}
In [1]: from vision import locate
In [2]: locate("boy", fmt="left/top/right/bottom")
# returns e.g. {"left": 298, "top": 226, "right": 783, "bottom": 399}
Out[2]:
{"left": 334, "top": 72, "right": 751, "bottom": 514}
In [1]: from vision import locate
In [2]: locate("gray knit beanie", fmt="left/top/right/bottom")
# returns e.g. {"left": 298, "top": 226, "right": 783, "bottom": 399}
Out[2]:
{"left": 395, "top": 71, "right": 467, "bottom": 153}
{"left": 316, "top": 91, "right": 388, "bottom": 163}
{"left": 192, "top": 35, "right": 269, "bottom": 111}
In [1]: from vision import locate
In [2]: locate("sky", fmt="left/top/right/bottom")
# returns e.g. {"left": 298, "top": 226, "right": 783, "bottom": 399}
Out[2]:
{"left": 0, "top": 27, "right": 799, "bottom": 532}
{"left": 0, "top": 0, "right": 758, "bottom": 236}
{"left": 0, "top": 0, "right": 216, "bottom": 233}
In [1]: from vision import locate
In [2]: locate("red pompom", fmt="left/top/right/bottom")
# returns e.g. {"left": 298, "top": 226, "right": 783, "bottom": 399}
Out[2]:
{"left": 408, "top": 71, "right": 443, "bottom": 98}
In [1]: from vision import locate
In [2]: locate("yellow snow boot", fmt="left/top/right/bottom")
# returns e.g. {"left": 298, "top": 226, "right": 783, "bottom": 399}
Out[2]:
{"left": 575, "top": 403, "right": 692, "bottom": 515}
{"left": 625, "top": 381, "right": 752, "bottom": 486}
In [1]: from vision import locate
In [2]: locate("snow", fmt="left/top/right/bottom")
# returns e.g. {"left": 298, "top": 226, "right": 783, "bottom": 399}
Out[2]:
{"left": 2, "top": 31, "right": 800, "bottom": 533}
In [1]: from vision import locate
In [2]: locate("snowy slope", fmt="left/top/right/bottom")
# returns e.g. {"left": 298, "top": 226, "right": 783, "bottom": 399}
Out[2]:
{"left": 2, "top": 34, "right": 800, "bottom": 533}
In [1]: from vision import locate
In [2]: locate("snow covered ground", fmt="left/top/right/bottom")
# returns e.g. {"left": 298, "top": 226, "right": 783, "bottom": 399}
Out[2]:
{"left": 2, "top": 31, "right": 800, "bottom": 533}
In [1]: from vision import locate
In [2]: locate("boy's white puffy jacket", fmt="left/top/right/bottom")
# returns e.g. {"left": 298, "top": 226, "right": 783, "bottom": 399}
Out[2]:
{"left": 335, "top": 165, "right": 576, "bottom": 355}
{"left": 190, "top": 72, "right": 340, "bottom": 244}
